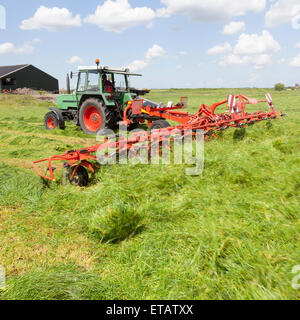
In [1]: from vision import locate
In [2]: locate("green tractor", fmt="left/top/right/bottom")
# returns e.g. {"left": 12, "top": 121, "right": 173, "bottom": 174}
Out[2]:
{"left": 44, "top": 60, "right": 150, "bottom": 134}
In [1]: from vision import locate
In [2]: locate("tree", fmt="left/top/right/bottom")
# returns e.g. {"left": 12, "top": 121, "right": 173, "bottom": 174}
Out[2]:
{"left": 274, "top": 83, "right": 285, "bottom": 91}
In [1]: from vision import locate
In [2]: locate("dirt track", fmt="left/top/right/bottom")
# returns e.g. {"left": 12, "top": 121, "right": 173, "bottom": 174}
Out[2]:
{"left": 13, "top": 88, "right": 58, "bottom": 104}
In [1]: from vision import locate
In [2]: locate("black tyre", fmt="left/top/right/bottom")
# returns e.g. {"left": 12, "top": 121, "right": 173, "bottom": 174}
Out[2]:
{"left": 79, "top": 99, "right": 115, "bottom": 135}
{"left": 44, "top": 111, "right": 65, "bottom": 130}
{"left": 44, "top": 112, "right": 59, "bottom": 130}
{"left": 150, "top": 120, "right": 170, "bottom": 131}
{"left": 68, "top": 165, "right": 89, "bottom": 187}
{"left": 128, "top": 123, "right": 140, "bottom": 130}
{"left": 58, "top": 119, "right": 66, "bottom": 130}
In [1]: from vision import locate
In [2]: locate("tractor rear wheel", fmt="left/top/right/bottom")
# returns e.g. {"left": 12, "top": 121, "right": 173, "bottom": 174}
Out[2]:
{"left": 68, "top": 166, "right": 89, "bottom": 186}
{"left": 150, "top": 120, "right": 170, "bottom": 131}
{"left": 79, "top": 99, "right": 114, "bottom": 135}
{"left": 44, "top": 112, "right": 59, "bottom": 130}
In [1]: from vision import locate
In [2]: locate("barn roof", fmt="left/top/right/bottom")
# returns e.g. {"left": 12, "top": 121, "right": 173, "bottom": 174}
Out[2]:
{"left": 0, "top": 64, "right": 30, "bottom": 78}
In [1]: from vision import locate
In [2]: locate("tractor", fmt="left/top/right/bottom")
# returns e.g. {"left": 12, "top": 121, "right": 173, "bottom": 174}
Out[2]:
{"left": 44, "top": 59, "right": 150, "bottom": 135}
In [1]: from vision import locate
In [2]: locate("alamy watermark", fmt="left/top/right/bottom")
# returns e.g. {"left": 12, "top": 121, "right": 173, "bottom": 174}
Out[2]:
{"left": 62, "top": 126, "right": 204, "bottom": 185}
{"left": 0, "top": 5, "right": 6, "bottom": 30}
{"left": 95, "top": 127, "right": 204, "bottom": 176}
{"left": 292, "top": 265, "right": 300, "bottom": 290}
{"left": 0, "top": 265, "right": 5, "bottom": 290}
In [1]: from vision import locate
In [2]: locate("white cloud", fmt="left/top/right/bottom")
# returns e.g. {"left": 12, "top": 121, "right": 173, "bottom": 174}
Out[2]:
{"left": 220, "top": 53, "right": 272, "bottom": 69}
{"left": 233, "top": 30, "right": 280, "bottom": 55}
{"left": 20, "top": 6, "right": 81, "bottom": 32}
{"left": 219, "top": 53, "right": 272, "bottom": 69}
{"left": 32, "top": 38, "right": 41, "bottom": 43}
{"left": 14, "top": 43, "right": 35, "bottom": 54}
{"left": 179, "top": 51, "right": 188, "bottom": 56}
{"left": 219, "top": 30, "right": 280, "bottom": 69}
{"left": 289, "top": 54, "right": 300, "bottom": 67}
{"left": 157, "top": 0, "right": 266, "bottom": 21}
{"left": 127, "top": 60, "right": 148, "bottom": 72}
{"left": 265, "top": 0, "right": 300, "bottom": 29}
{"left": 0, "top": 42, "right": 35, "bottom": 55}
{"left": 67, "top": 56, "right": 84, "bottom": 64}
{"left": 145, "top": 44, "right": 166, "bottom": 60}
{"left": 85, "top": 0, "right": 155, "bottom": 33}
{"left": 219, "top": 54, "right": 252, "bottom": 66}
{"left": 0, "top": 43, "right": 14, "bottom": 54}
{"left": 206, "top": 42, "right": 232, "bottom": 55}
{"left": 296, "top": 42, "right": 300, "bottom": 49}
{"left": 254, "top": 54, "right": 272, "bottom": 69}
{"left": 279, "top": 58, "right": 286, "bottom": 63}
{"left": 126, "top": 44, "right": 166, "bottom": 71}
{"left": 176, "top": 65, "right": 182, "bottom": 70}
{"left": 222, "top": 21, "right": 245, "bottom": 35}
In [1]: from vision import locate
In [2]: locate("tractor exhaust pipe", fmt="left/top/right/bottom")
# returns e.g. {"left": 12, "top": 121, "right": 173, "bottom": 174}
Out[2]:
{"left": 66, "top": 73, "right": 71, "bottom": 94}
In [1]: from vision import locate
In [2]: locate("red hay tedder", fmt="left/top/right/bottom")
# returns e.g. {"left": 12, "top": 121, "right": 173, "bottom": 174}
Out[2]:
{"left": 33, "top": 93, "right": 285, "bottom": 186}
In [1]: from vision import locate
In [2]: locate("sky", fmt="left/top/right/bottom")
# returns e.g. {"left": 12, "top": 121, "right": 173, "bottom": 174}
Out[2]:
{"left": 0, "top": 0, "right": 300, "bottom": 89}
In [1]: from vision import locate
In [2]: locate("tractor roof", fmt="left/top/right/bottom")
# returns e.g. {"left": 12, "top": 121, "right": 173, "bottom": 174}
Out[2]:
{"left": 77, "top": 65, "right": 142, "bottom": 76}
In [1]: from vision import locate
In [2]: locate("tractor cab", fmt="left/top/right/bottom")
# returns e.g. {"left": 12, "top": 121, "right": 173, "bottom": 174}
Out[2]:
{"left": 45, "top": 60, "right": 148, "bottom": 134}
{"left": 74, "top": 65, "right": 142, "bottom": 108}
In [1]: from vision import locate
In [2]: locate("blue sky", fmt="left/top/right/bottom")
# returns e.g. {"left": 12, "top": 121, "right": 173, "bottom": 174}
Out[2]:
{"left": 0, "top": 0, "right": 300, "bottom": 89}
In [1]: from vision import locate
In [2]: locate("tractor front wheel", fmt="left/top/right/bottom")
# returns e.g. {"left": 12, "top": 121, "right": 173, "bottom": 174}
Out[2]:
{"left": 44, "top": 112, "right": 59, "bottom": 130}
{"left": 68, "top": 166, "right": 89, "bottom": 187}
{"left": 44, "top": 111, "right": 65, "bottom": 130}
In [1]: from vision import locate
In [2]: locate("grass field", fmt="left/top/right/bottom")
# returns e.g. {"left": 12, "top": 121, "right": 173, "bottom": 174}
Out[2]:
{"left": 0, "top": 88, "right": 299, "bottom": 300}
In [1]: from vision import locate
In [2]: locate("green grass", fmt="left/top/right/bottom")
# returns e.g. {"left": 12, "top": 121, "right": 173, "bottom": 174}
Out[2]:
{"left": 0, "top": 88, "right": 299, "bottom": 300}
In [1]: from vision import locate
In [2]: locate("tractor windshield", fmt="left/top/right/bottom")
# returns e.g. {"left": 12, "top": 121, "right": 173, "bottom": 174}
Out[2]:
{"left": 87, "top": 71, "right": 99, "bottom": 92}
{"left": 113, "top": 73, "right": 127, "bottom": 91}
{"left": 77, "top": 73, "right": 86, "bottom": 92}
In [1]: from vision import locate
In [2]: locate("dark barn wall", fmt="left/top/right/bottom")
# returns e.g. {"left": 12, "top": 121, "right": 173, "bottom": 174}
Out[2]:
{"left": 1, "top": 65, "right": 59, "bottom": 92}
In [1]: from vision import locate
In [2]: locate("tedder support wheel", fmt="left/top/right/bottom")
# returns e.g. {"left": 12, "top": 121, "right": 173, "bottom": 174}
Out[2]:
{"left": 79, "top": 99, "right": 114, "bottom": 135}
{"left": 68, "top": 165, "right": 89, "bottom": 186}
{"left": 150, "top": 120, "right": 170, "bottom": 131}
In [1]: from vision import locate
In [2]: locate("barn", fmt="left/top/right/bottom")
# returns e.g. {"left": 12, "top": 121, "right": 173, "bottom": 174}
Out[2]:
{"left": 0, "top": 64, "right": 59, "bottom": 93}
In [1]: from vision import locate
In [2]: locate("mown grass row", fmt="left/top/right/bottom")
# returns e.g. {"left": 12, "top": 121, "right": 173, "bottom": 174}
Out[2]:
{"left": 0, "top": 89, "right": 299, "bottom": 299}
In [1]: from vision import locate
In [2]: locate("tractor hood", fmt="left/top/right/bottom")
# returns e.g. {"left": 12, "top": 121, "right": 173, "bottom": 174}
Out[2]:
{"left": 57, "top": 93, "right": 77, "bottom": 110}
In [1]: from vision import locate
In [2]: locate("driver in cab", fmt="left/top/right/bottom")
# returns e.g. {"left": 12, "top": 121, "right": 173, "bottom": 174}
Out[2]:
{"left": 102, "top": 74, "right": 114, "bottom": 92}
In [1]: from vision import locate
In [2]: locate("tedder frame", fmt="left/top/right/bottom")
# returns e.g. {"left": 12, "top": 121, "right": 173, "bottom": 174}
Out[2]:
{"left": 34, "top": 92, "right": 285, "bottom": 186}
